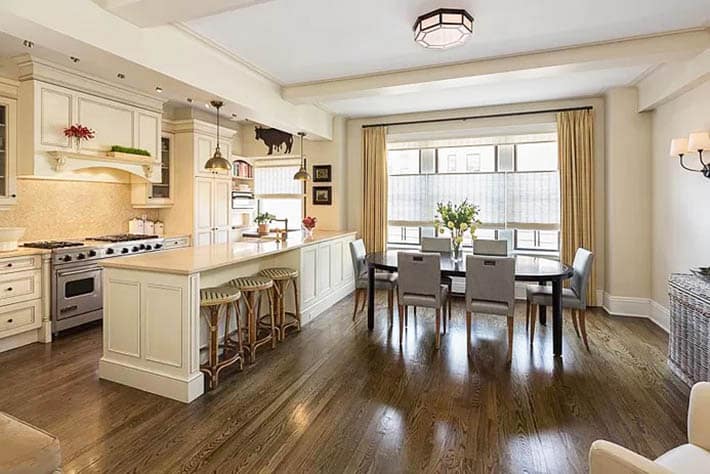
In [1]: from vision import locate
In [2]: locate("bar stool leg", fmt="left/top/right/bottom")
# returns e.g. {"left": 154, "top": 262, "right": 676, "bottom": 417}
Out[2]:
{"left": 293, "top": 277, "right": 301, "bottom": 332}
{"left": 268, "top": 290, "right": 277, "bottom": 349}
{"left": 247, "top": 292, "right": 257, "bottom": 364}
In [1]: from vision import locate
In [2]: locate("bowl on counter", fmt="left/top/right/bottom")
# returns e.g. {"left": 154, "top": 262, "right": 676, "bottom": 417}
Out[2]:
{"left": 0, "top": 227, "right": 25, "bottom": 252}
{"left": 690, "top": 267, "right": 710, "bottom": 283}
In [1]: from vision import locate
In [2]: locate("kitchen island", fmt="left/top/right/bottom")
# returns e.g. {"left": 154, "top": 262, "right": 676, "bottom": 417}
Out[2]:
{"left": 98, "top": 230, "right": 356, "bottom": 402}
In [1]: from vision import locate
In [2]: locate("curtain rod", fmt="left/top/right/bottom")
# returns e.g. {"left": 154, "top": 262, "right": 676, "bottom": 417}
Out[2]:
{"left": 361, "top": 105, "right": 593, "bottom": 129}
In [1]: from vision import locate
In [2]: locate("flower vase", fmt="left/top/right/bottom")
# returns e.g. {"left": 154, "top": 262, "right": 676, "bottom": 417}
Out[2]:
{"left": 302, "top": 226, "right": 314, "bottom": 239}
{"left": 74, "top": 137, "right": 82, "bottom": 152}
{"left": 451, "top": 240, "right": 462, "bottom": 262}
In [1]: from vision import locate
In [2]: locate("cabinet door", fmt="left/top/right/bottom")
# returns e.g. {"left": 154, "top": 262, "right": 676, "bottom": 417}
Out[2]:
{"left": 212, "top": 178, "right": 231, "bottom": 231}
{"left": 330, "top": 240, "right": 344, "bottom": 289}
{"left": 195, "top": 135, "right": 214, "bottom": 176}
{"left": 316, "top": 244, "right": 331, "bottom": 296}
{"left": 300, "top": 246, "right": 317, "bottom": 308}
{"left": 0, "top": 97, "right": 17, "bottom": 208}
{"left": 194, "top": 177, "right": 213, "bottom": 246}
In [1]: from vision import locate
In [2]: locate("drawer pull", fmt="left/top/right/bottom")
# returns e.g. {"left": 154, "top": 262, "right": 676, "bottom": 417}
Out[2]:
{"left": 6, "top": 318, "right": 12, "bottom": 323}
{"left": 5, "top": 287, "right": 12, "bottom": 292}
{"left": 6, "top": 263, "right": 12, "bottom": 268}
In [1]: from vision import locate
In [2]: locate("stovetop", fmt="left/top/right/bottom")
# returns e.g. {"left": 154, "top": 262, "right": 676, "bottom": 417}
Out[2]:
{"left": 87, "top": 234, "right": 160, "bottom": 242}
{"left": 22, "top": 241, "right": 84, "bottom": 249}
{"left": 23, "top": 235, "right": 166, "bottom": 265}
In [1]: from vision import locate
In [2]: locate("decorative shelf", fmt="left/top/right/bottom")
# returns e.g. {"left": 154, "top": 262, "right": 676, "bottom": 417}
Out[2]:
{"left": 47, "top": 150, "right": 161, "bottom": 180}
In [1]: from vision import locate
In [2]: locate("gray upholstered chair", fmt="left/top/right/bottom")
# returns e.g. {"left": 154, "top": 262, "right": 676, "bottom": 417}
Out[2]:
{"left": 473, "top": 239, "right": 508, "bottom": 256}
{"left": 464, "top": 255, "right": 516, "bottom": 361}
{"left": 397, "top": 252, "right": 449, "bottom": 349}
{"left": 349, "top": 239, "right": 398, "bottom": 324}
{"left": 526, "top": 248, "right": 594, "bottom": 350}
{"left": 420, "top": 237, "right": 453, "bottom": 322}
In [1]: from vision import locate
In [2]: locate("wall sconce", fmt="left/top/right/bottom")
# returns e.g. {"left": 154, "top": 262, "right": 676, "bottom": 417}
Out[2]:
{"left": 670, "top": 131, "right": 710, "bottom": 179}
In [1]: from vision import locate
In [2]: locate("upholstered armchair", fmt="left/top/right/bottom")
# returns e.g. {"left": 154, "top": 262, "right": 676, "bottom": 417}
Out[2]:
{"left": 589, "top": 382, "right": 710, "bottom": 473}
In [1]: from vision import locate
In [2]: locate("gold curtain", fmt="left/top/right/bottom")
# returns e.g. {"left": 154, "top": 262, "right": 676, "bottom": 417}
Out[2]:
{"left": 557, "top": 110, "right": 596, "bottom": 305}
{"left": 361, "top": 126, "right": 388, "bottom": 252}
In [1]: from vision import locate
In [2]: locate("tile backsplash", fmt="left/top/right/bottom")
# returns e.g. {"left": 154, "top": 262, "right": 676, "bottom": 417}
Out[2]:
{"left": 0, "top": 178, "right": 159, "bottom": 241}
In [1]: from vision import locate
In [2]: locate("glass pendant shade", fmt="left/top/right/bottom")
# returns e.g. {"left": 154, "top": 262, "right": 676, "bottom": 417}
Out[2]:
{"left": 204, "top": 100, "right": 232, "bottom": 173}
{"left": 414, "top": 9, "right": 474, "bottom": 49}
{"left": 293, "top": 132, "right": 311, "bottom": 181}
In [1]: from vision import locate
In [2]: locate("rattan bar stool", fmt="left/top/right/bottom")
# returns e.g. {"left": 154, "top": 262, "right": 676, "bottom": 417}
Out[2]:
{"left": 199, "top": 286, "right": 243, "bottom": 389}
{"left": 226, "top": 276, "right": 275, "bottom": 363}
{"left": 258, "top": 267, "right": 301, "bottom": 341}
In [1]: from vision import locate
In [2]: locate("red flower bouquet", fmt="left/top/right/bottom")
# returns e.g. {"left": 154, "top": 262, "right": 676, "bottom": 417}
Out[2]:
{"left": 64, "top": 124, "right": 95, "bottom": 147}
{"left": 302, "top": 216, "right": 317, "bottom": 237}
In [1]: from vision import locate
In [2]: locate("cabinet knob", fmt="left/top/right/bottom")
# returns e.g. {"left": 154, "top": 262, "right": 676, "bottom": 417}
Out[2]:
{"left": 7, "top": 318, "right": 13, "bottom": 323}
{"left": 148, "top": 196, "right": 153, "bottom": 199}
{"left": 6, "top": 263, "right": 12, "bottom": 268}
{"left": 10, "top": 194, "right": 16, "bottom": 198}
{"left": 5, "top": 287, "right": 12, "bottom": 292}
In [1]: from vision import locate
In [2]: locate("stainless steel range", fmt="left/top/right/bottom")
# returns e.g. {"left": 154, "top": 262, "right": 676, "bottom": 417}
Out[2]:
{"left": 22, "top": 234, "right": 166, "bottom": 334}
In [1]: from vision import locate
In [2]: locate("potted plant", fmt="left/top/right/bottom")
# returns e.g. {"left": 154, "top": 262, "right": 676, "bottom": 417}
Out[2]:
{"left": 434, "top": 199, "right": 481, "bottom": 262}
{"left": 254, "top": 212, "right": 276, "bottom": 235}
{"left": 302, "top": 215, "right": 317, "bottom": 238}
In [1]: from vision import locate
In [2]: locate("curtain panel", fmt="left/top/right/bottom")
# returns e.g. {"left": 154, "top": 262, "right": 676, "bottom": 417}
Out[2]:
{"left": 557, "top": 110, "right": 596, "bottom": 305}
{"left": 362, "top": 126, "right": 388, "bottom": 252}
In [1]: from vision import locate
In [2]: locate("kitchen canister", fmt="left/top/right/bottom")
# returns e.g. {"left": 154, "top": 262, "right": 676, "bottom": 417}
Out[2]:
{"left": 129, "top": 217, "right": 145, "bottom": 234}
{"left": 154, "top": 221, "right": 165, "bottom": 236}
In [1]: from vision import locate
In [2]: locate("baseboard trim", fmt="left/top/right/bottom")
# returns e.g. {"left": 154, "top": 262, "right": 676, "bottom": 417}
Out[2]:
{"left": 602, "top": 292, "right": 669, "bottom": 333}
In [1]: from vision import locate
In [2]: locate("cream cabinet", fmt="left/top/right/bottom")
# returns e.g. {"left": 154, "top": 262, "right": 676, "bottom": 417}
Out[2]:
{"left": 0, "top": 86, "right": 17, "bottom": 210}
{"left": 194, "top": 176, "right": 232, "bottom": 246}
{"left": 132, "top": 133, "right": 174, "bottom": 208}
{"left": 299, "top": 234, "right": 356, "bottom": 324}
{"left": 195, "top": 134, "right": 232, "bottom": 178}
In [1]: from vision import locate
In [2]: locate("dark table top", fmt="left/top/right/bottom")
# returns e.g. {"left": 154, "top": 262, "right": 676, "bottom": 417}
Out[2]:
{"left": 366, "top": 250, "right": 573, "bottom": 282}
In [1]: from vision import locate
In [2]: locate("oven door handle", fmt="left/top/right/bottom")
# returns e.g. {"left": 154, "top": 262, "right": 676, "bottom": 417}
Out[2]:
{"left": 56, "top": 267, "right": 101, "bottom": 277}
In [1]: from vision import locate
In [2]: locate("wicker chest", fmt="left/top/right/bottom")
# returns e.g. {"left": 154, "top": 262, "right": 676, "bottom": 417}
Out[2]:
{"left": 668, "top": 273, "right": 710, "bottom": 386}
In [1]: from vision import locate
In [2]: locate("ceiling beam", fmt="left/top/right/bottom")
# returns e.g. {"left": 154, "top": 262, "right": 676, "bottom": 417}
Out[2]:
{"left": 92, "top": 0, "right": 276, "bottom": 27}
{"left": 283, "top": 30, "right": 710, "bottom": 104}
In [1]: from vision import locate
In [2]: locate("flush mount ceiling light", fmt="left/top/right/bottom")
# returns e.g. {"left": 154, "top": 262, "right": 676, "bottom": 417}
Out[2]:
{"left": 413, "top": 8, "right": 474, "bottom": 49}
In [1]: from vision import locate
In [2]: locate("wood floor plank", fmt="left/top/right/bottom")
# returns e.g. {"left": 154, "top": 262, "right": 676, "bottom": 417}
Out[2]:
{"left": 0, "top": 293, "right": 690, "bottom": 473}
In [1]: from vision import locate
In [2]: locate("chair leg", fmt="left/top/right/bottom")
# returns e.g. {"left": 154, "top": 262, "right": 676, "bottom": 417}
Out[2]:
{"left": 579, "top": 309, "right": 590, "bottom": 351}
{"left": 387, "top": 289, "right": 394, "bottom": 326}
{"left": 525, "top": 300, "right": 530, "bottom": 332}
{"left": 405, "top": 306, "right": 409, "bottom": 327}
{"left": 448, "top": 281, "right": 453, "bottom": 320}
{"left": 442, "top": 300, "right": 447, "bottom": 334}
{"left": 529, "top": 304, "right": 536, "bottom": 346}
{"left": 398, "top": 304, "right": 404, "bottom": 345}
{"left": 351, "top": 289, "right": 359, "bottom": 321}
{"left": 571, "top": 309, "right": 581, "bottom": 338}
{"left": 507, "top": 316, "right": 514, "bottom": 363}
{"left": 465, "top": 311, "right": 472, "bottom": 351}
{"left": 359, "top": 289, "right": 367, "bottom": 313}
{"left": 435, "top": 309, "right": 441, "bottom": 350}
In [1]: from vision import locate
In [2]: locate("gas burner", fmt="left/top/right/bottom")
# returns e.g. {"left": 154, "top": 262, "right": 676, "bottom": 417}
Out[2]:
{"left": 88, "top": 234, "right": 159, "bottom": 242}
{"left": 22, "top": 241, "right": 84, "bottom": 249}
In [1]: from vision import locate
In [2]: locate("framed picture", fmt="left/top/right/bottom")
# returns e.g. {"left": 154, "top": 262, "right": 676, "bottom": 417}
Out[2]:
{"left": 312, "top": 186, "right": 332, "bottom": 205}
{"left": 312, "top": 165, "right": 332, "bottom": 182}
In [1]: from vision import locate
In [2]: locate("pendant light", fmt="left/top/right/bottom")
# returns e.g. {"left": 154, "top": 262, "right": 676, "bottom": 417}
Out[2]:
{"left": 204, "top": 100, "right": 232, "bottom": 173}
{"left": 293, "top": 132, "right": 311, "bottom": 181}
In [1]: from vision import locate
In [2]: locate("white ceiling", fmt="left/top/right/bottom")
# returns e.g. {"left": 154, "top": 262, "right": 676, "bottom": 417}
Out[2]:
{"left": 185, "top": 0, "right": 710, "bottom": 85}
{"left": 320, "top": 65, "right": 650, "bottom": 117}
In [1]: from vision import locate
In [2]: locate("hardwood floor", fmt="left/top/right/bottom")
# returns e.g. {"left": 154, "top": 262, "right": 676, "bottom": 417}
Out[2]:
{"left": 0, "top": 293, "right": 690, "bottom": 473}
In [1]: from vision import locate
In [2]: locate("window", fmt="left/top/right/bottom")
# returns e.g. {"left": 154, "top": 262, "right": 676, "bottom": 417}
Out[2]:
{"left": 387, "top": 136, "right": 560, "bottom": 254}
{"left": 254, "top": 163, "right": 302, "bottom": 230}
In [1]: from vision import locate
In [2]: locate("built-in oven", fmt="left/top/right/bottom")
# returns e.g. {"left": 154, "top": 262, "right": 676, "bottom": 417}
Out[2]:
{"left": 232, "top": 191, "right": 256, "bottom": 210}
{"left": 51, "top": 262, "right": 103, "bottom": 334}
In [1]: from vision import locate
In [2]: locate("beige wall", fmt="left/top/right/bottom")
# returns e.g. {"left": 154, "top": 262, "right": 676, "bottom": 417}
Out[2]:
{"left": 346, "top": 98, "right": 607, "bottom": 296}
{"left": 239, "top": 117, "right": 348, "bottom": 231}
{"left": 604, "top": 88, "right": 652, "bottom": 299}
{"left": 651, "top": 80, "right": 710, "bottom": 307}
{"left": 0, "top": 178, "right": 158, "bottom": 241}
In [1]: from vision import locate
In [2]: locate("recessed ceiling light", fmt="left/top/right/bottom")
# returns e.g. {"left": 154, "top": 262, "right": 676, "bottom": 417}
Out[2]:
{"left": 23, "top": 40, "right": 34, "bottom": 48}
{"left": 186, "top": 97, "right": 193, "bottom": 103}
{"left": 231, "top": 113, "right": 238, "bottom": 120}
{"left": 155, "top": 86, "right": 163, "bottom": 93}
{"left": 413, "top": 8, "right": 474, "bottom": 49}
{"left": 117, "top": 73, "right": 126, "bottom": 79}
{"left": 70, "top": 56, "right": 80, "bottom": 63}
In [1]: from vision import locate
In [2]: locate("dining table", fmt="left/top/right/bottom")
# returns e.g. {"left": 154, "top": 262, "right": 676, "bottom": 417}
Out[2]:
{"left": 366, "top": 251, "right": 574, "bottom": 357}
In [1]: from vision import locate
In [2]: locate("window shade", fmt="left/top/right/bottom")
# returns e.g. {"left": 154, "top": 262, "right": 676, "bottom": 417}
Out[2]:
{"left": 254, "top": 165, "right": 301, "bottom": 196}
{"left": 388, "top": 171, "right": 559, "bottom": 230}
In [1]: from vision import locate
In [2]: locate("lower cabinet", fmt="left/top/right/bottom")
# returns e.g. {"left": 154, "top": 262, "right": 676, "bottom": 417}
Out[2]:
{"left": 299, "top": 234, "right": 355, "bottom": 323}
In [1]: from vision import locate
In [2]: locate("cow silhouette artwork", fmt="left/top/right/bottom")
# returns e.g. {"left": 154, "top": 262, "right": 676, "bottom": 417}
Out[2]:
{"left": 255, "top": 127, "right": 293, "bottom": 155}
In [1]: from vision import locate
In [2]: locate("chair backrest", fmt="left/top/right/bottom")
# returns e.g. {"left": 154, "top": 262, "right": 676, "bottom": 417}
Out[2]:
{"left": 421, "top": 237, "right": 451, "bottom": 253}
{"left": 349, "top": 239, "right": 367, "bottom": 279}
{"left": 465, "top": 255, "right": 516, "bottom": 309}
{"left": 570, "top": 248, "right": 594, "bottom": 307}
{"left": 473, "top": 239, "right": 508, "bottom": 256}
{"left": 397, "top": 252, "right": 443, "bottom": 307}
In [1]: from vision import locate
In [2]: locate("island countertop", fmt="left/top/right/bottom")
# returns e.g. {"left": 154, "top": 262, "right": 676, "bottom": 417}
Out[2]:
{"left": 100, "top": 230, "right": 358, "bottom": 275}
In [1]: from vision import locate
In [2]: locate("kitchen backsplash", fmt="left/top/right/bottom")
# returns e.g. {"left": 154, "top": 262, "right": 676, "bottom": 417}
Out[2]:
{"left": 0, "top": 178, "right": 159, "bottom": 241}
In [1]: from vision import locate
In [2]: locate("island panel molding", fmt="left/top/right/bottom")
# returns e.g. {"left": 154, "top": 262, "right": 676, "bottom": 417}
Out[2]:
{"left": 99, "top": 231, "right": 356, "bottom": 402}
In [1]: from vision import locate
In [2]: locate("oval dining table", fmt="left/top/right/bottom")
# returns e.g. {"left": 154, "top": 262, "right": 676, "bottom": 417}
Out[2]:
{"left": 366, "top": 251, "right": 574, "bottom": 357}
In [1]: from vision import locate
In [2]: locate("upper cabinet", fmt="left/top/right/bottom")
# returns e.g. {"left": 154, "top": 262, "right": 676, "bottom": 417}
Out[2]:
{"left": 0, "top": 80, "right": 17, "bottom": 210}
{"left": 131, "top": 132, "right": 174, "bottom": 208}
{"left": 15, "top": 55, "right": 165, "bottom": 183}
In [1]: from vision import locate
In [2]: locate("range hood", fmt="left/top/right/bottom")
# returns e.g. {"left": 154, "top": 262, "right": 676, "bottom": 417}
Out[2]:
{"left": 15, "top": 55, "right": 166, "bottom": 183}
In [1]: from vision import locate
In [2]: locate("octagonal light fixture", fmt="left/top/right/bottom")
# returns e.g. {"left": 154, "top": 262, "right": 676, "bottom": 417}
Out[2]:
{"left": 414, "top": 8, "right": 474, "bottom": 50}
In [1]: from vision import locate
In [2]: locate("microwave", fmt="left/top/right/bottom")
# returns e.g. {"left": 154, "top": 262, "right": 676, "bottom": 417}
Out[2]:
{"left": 232, "top": 191, "right": 256, "bottom": 209}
